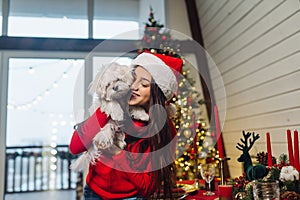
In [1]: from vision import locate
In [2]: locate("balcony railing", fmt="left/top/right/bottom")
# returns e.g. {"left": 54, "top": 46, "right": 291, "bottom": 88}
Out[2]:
{"left": 5, "top": 145, "right": 79, "bottom": 193}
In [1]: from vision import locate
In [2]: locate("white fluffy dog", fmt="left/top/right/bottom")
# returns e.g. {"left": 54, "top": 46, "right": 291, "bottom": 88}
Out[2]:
{"left": 71, "top": 62, "right": 148, "bottom": 172}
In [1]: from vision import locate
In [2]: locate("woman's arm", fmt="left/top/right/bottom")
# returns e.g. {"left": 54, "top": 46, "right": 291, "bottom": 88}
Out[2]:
{"left": 69, "top": 108, "right": 110, "bottom": 154}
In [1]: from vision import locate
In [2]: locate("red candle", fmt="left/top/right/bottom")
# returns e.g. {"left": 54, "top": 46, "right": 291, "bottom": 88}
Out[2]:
{"left": 266, "top": 132, "right": 272, "bottom": 167}
{"left": 294, "top": 130, "right": 300, "bottom": 172}
{"left": 218, "top": 185, "right": 233, "bottom": 200}
{"left": 214, "top": 105, "right": 224, "bottom": 158}
{"left": 287, "top": 129, "right": 294, "bottom": 166}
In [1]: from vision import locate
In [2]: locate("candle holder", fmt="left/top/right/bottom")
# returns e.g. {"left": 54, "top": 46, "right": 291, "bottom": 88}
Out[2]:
{"left": 217, "top": 157, "right": 230, "bottom": 185}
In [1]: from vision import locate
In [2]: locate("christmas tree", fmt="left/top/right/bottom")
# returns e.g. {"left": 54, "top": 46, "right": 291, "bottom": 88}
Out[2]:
{"left": 137, "top": 7, "right": 219, "bottom": 181}
{"left": 137, "top": 6, "right": 180, "bottom": 56}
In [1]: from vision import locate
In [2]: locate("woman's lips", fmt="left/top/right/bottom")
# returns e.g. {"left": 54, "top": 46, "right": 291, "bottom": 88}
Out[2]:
{"left": 130, "top": 93, "right": 139, "bottom": 100}
{"left": 131, "top": 92, "right": 139, "bottom": 97}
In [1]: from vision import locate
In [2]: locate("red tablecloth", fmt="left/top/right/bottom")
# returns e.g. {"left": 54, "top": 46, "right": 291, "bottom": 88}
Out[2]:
{"left": 177, "top": 180, "right": 219, "bottom": 200}
{"left": 186, "top": 190, "right": 218, "bottom": 200}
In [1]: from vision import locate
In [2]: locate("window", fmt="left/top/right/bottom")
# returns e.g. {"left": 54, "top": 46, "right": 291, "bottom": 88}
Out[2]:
{"left": 6, "top": 0, "right": 147, "bottom": 39}
{"left": 8, "top": 0, "right": 88, "bottom": 38}
{"left": 93, "top": 0, "right": 140, "bottom": 39}
{"left": 93, "top": 20, "right": 139, "bottom": 39}
{"left": 7, "top": 58, "right": 83, "bottom": 146}
{"left": 0, "top": 0, "right": 2, "bottom": 34}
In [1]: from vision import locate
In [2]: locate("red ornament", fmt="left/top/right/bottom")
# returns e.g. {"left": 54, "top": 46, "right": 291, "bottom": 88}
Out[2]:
{"left": 187, "top": 97, "right": 192, "bottom": 106}
{"left": 206, "top": 157, "right": 214, "bottom": 163}
{"left": 162, "top": 35, "right": 167, "bottom": 41}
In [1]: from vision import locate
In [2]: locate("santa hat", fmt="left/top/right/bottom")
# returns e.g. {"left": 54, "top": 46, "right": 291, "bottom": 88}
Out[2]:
{"left": 131, "top": 52, "right": 183, "bottom": 100}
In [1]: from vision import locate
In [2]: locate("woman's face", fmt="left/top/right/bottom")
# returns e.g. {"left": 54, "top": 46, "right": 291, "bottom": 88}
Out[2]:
{"left": 129, "top": 66, "right": 151, "bottom": 109}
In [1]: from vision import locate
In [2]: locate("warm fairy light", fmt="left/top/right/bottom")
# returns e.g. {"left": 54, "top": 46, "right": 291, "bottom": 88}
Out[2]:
{"left": 9, "top": 62, "right": 75, "bottom": 110}
{"left": 62, "top": 72, "right": 68, "bottom": 78}
{"left": 53, "top": 82, "right": 58, "bottom": 88}
{"left": 50, "top": 142, "right": 57, "bottom": 148}
{"left": 28, "top": 67, "right": 35, "bottom": 74}
{"left": 50, "top": 156, "right": 57, "bottom": 162}
{"left": 60, "top": 121, "right": 67, "bottom": 126}
{"left": 50, "top": 164, "right": 57, "bottom": 171}
{"left": 51, "top": 149, "right": 57, "bottom": 155}
{"left": 52, "top": 121, "right": 58, "bottom": 126}
{"left": 139, "top": 7, "right": 216, "bottom": 180}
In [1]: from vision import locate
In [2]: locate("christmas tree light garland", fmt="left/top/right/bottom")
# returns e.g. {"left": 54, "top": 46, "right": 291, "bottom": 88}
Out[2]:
{"left": 137, "top": 7, "right": 219, "bottom": 180}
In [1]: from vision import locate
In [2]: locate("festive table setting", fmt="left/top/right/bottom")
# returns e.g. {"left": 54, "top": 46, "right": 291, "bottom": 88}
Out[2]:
{"left": 172, "top": 105, "right": 300, "bottom": 200}
{"left": 229, "top": 129, "right": 300, "bottom": 200}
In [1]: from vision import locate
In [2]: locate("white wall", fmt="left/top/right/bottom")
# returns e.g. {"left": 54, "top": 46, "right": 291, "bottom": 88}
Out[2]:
{"left": 196, "top": 0, "right": 300, "bottom": 177}
{"left": 165, "top": 0, "right": 191, "bottom": 37}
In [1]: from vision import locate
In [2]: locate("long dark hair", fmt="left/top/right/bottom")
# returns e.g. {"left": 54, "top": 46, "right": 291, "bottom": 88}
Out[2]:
{"left": 126, "top": 81, "right": 176, "bottom": 199}
{"left": 149, "top": 81, "right": 176, "bottom": 199}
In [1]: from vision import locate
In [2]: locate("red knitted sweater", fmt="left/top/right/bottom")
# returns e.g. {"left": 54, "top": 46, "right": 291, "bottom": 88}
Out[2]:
{"left": 69, "top": 108, "right": 175, "bottom": 199}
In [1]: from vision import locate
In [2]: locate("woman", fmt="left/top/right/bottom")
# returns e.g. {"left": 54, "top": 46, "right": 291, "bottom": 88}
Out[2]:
{"left": 69, "top": 51, "right": 183, "bottom": 199}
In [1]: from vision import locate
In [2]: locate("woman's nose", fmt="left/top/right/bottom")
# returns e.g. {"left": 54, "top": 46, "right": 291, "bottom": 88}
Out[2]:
{"left": 131, "top": 80, "right": 138, "bottom": 90}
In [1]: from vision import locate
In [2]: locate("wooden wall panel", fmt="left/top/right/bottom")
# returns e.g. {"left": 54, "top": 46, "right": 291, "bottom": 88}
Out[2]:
{"left": 207, "top": 0, "right": 285, "bottom": 55}
{"left": 203, "top": 0, "right": 261, "bottom": 46}
{"left": 196, "top": 0, "right": 300, "bottom": 177}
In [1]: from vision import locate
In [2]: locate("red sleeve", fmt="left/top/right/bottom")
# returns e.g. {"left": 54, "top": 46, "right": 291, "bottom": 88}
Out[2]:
{"left": 69, "top": 108, "right": 110, "bottom": 154}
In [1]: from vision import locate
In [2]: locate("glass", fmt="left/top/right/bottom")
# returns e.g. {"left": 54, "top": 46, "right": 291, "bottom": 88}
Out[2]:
{"left": 252, "top": 180, "right": 280, "bottom": 200}
{"left": 200, "top": 163, "right": 215, "bottom": 196}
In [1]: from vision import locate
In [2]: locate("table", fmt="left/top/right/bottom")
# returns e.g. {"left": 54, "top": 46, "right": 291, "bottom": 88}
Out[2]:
{"left": 177, "top": 180, "right": 219, "bottom": 200}
{"left": 186, "top": 190, "right": 218, "bottom": 200}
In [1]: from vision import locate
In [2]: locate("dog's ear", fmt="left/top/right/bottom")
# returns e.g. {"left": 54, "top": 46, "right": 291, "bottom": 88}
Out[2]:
{"left": 88, "top": 68, "right": 104, "bottom": 96}
{"left": 89, "top": 63, "right": 112, "bottom": 99}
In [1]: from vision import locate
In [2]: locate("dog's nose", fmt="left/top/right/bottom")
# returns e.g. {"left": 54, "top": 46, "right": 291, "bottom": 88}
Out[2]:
{"left": 112, "top": 85, "right": 119, "bottom": 91}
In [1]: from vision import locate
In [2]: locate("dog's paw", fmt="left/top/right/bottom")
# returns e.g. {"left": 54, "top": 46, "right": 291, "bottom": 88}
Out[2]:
{"left": 93, "top": 125, "right": 115, "bottom": 149}
{"left": 115, "top": 131, "right": 126, "bottom": 149}
{"left": 116, "top": 140, "right": 126, "bottom": 149}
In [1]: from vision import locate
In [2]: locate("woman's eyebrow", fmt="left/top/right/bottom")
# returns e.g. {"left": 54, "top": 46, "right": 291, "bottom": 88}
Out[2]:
{"left": 141, "top": 77, "right": 151, "bottom": 82}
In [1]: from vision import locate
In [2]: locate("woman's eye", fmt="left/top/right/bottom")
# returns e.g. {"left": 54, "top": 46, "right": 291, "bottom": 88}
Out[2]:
{"left": 141, "top": 82, "right": 149, "bottom": 87}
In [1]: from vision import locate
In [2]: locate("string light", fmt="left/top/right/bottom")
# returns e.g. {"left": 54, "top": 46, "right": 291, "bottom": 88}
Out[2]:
{"left": 7, "top": 60, "right": 75, "bottom": 110}
{"left": 28, "top": 67, "right": 35, "bottom": 74}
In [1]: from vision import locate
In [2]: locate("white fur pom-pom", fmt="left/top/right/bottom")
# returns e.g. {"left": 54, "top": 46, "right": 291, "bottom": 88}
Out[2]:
{"left": 166, "top": 103, "right": 177, "bottom": 117}
{"left": 129, "top": 106, "right": 149, "bottom": 121}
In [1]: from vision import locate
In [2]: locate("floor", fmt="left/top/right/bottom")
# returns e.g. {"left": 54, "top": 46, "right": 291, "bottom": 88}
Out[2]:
{"left": 5, "top": 190, "right": 77, "bottom": 200}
